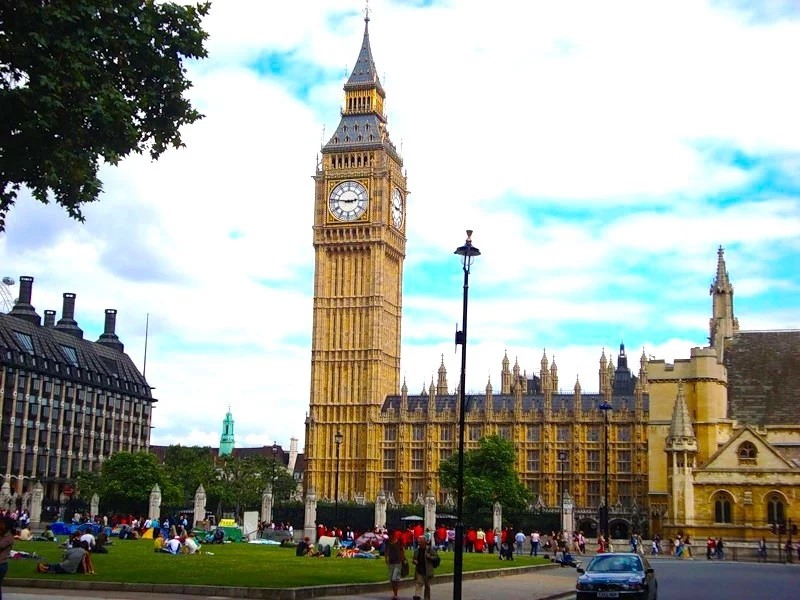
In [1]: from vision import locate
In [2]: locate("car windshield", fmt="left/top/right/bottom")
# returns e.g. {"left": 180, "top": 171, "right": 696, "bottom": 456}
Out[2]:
{"left": 587, "top": 555, "right": 642, "bottom": 572}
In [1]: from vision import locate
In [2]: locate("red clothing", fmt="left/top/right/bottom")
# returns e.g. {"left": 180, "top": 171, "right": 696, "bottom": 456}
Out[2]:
{"left": 436, "top": 526, "right": 447, "bottom": 543}
{"left": 413, "top": 524, "right": 423, "bottom": 539}
{"left": 486, "top": 530, "right": 495, "bottom": 544}
{"left": 467, "top": 529, "right": 477, "bottom": 543}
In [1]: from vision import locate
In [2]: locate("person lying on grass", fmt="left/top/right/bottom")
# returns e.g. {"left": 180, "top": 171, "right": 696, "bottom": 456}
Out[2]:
{"left": 37, "top": 541, "right": 95, "bottom": 574}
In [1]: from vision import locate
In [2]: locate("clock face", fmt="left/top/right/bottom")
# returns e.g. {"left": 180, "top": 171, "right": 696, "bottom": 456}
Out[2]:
{"left": 391, "top": 188, "right": 404, "bottom": 228}
{"left": 329, "top": 180, "right": 368, "bottom": 221}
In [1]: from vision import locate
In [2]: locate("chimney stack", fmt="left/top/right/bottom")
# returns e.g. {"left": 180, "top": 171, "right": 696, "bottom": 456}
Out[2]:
{"left": 96, "top": 309, "right": 124, "bottom": 352}
{"left": 8, "top": 275, "right": 41, "bottom": 325}
{"left": 54, "top": 293, "right": 84, "bottom": 339}
{"left": 43, "top": 310, "right": 56, "bottom": 327}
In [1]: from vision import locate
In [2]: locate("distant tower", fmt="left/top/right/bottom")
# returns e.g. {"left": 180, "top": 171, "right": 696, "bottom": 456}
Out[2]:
{"left": 219, "top": 408, "right": 235, "bottom": 456}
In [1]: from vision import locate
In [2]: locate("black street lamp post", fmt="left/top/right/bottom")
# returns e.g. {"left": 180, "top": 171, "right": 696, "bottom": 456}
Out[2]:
{"left": 599, "top": 401, "right": 613, "bottom": 541}
{"left": 271, "top": 442, "right": 279, "bottom": 519}
{"left": 558, "top": 450, "right": 567, "bottom": 530}
{"left": 453, "top": 230, "right": 480, "bottom": 600}
{"left": 334, "top": 430, "right": 343, "bottom": 525}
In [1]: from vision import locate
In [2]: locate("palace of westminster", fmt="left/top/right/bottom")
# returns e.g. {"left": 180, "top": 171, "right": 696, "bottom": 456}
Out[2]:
{"left": 1, "top": 14, "right": 798, "bottom": 540}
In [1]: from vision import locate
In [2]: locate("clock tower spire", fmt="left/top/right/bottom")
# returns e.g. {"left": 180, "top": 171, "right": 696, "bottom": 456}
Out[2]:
{"left": 306, "top": 14, "right": 407, "bottom": 501}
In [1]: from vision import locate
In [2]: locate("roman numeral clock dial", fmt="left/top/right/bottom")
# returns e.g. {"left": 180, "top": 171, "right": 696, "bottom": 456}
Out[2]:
{"left": 329, "top": 180, "right": 368, "bottom": 221}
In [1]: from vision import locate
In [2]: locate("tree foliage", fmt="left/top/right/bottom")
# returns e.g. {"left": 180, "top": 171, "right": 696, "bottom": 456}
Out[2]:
{"left": 162, "top": 444, "right": 218, "bottom": 506}
{"left": 439, "top": 435, "right": 532, "bottom": 515}
{"left": 0, "top": 0, "right": 210, "bottom": 231}
{"left": 75, "top": 451, "right": 181, "bottom": 514}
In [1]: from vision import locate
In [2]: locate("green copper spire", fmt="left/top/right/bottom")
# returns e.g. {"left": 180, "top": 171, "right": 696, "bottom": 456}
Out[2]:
{"left": 219, "top": 406, "right": 235, "bottom": 456}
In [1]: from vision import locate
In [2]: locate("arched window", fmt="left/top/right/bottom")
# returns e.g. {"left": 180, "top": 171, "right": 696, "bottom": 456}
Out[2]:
{"left": 767, "top": 495, "right": 785, "bottom": 525}
{"left": 714, "top": 493, "right": 733, "bottom": 524}
{"left": 738, "top": 441, "right": 757, "bottom": 464}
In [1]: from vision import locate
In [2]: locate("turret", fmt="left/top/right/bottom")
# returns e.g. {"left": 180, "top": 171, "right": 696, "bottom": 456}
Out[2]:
{"left": 436, "top": 354, "right": 448, "bottom": 395}
{"left": 501, "top": 350, "right": 511, "bottom": 394}
{"left": 599, "top": 348, "right": 607, "bottom": 392}
{"left": 550, "top": 356, "right": 558, "bottom": 393}
{"left": 709, "top": 246, "right": 739, "bottom": 361}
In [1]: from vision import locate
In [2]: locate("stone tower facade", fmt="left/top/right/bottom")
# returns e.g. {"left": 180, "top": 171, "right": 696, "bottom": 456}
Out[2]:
{"left": 305, "top": 14, "right": 407, "bottom": 501}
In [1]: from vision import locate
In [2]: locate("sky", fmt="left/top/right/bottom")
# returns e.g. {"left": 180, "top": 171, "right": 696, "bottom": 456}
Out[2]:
{"left": 1, "top": 0, "right": 799, "bottom": 451}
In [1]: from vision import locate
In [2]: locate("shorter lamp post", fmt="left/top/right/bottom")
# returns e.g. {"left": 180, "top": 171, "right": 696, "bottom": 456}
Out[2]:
{"left": 271, "top": 442, "right": 279, "bottom": 519}
{"left": 558, "top": 450, "right": 567, "bottom": 530}
{"left": 334, "top": 431, "right": 343, "bottom": 525}
{"left": 599, "top": 401, "right": 613, "bottom": 541}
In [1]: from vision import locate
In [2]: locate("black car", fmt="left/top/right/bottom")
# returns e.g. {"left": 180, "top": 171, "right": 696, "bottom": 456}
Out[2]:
{"left": 576, "top": 552, "right": 658, "bottom": 600}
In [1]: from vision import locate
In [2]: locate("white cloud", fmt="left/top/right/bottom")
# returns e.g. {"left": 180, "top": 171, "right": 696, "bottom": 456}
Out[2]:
{"left": 2, "top": 0, "right": 799, "bottom": 451}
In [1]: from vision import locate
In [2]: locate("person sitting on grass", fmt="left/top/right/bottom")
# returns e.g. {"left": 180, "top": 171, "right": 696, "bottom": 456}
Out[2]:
{"left": 38, "top": 541, "right": 95, "bottom": 575}
{"left": 162, "top": 536, "right": 182, "bottom": 555}
{"left": 92, "top": 530, "right": 110, "bottom": 554}
{"left": 296, "top": 537, "right": 311, "bottom": 557}
{"left": 183, "top": 532, "right": 201, "bottom": 555}
{"left": 32, "top": 526, "right": 56, "bottom": 542}
{"left": 153, "top": 532, "right": 165, "bottom": 552}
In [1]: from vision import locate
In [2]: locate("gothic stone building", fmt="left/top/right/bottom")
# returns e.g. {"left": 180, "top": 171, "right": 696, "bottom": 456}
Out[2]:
{"left": 647, "top": 248, "right": 800, "bottom": 540}
{"left": 0, "top": 276, "right": 154, "bottom": 500}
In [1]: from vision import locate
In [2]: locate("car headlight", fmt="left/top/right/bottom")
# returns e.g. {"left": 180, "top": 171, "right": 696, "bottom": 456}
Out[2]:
{"left": 621, "top": 579, "right": 644, "bottom": 590}
{"left": 575, "top": 582, "right": 593, "bottom": 591}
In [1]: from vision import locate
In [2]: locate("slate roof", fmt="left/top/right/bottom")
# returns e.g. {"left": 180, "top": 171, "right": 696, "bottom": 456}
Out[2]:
{"left": 381, "top": 393, "right": 647, "bottom": 414}
{"left": 344, "top": 17, "right": 385, "bottom": 95}
{"left": 725, "top": 330, "right": 800, "bottom": 425}
{"left": 667, "top": 381, "right": 696, "bottom": 442}
{"left": 0, "top": 311, "right": 153, "bottom": 400}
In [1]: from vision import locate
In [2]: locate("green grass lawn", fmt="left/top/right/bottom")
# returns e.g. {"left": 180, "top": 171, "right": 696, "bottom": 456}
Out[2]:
{"left": 7, "top": 540, "right": 549, "bottom": 588}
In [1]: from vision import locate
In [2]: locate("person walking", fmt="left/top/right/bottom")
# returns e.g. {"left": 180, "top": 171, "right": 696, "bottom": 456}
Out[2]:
{"left": 0, "top": 516, "right": 16, "bottom": 600}
{"left": 757, "top": 537, "right": 767, "bottom": 562}
{"left": 412, "top": 535, "right": 438, "bottom": 600}
{"left": 715, "top": 537, "right": 724, "bottom": 560}
{"left": 385, "top": 531, "right": 407, "bottom": 600}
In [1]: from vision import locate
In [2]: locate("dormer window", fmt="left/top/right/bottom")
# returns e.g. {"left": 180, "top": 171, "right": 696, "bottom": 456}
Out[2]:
{"left": 13, "top": 331, "right": 34, "bottom": 354}
{"left": 60, "top": 345, "right": 79, "bottom": 367}
{"left": 738, "top": 441, "right": 757, "bottom": 464}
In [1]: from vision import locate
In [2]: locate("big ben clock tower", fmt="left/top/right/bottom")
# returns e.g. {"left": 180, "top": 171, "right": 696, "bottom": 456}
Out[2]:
{"left": 305, "top": 13, "right": 407, "bottom": 501}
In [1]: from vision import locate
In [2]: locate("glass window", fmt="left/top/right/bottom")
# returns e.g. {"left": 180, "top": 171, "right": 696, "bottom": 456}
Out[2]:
{"left": 527, "top": 425, "right": 541, "bottom": 442}
{"left": 617, "top": 451, "right": 632, "bottom": 473}
{"left": 587, "top": 426, "right": 601, "bottom": 442}
{"left": 557, "top": 426, "right": 570, "bottom": 442}
{"left": 767, "top": 495, "right": 785, "bottom": 525}
{"left": 587, "top": 450, "right": 601, "bottom": 473}
{"left": 381, "top": 477, "right": 397, "bottom": 494}
{"left": 440, "top": 425, "right": 452, "bottom": 441}
{"left": 382, "top": 449, "right": 396, "bottom": 470}
{"left": 469, "top": 425, "right": 482, "bottom": 441}
{"left": 618, "top": 481, "right": 632, "bottom": 506}
{"left": 383, "top": 426, "right": 397, "bottom": 441}
{"left": 439, "top": 449, "right": 452, "bottom": 463}
{"left": 411, "top": 449, "right": 424, "bottom": 471}
{"left": 60, "top": 345, "right": 79, "bottom": 367}
{"left": 498, "top": 425, "right": 511, "bottom": 440}
{"left": 587, "top": 481, "right": 601, "bottom": 507}
{"left": 738, "top": 441, "right": 757, "bottom": 464}
{"left": 526, "top": 450, "right": 540, "bottom": 472}
{"left": 558, "top": 450, "right": 570, "bottom": 472}
{"left": 412, "top": 425, "right": 425, "bottom": 441}
{"left": 714, "top": 495, "right": 733, "bottom": 523}
{"left": 618, "top": 425, "right": 632, "bottom": 442}
{"left": 13, "top": 331, "right": 34, "bottom": 354}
